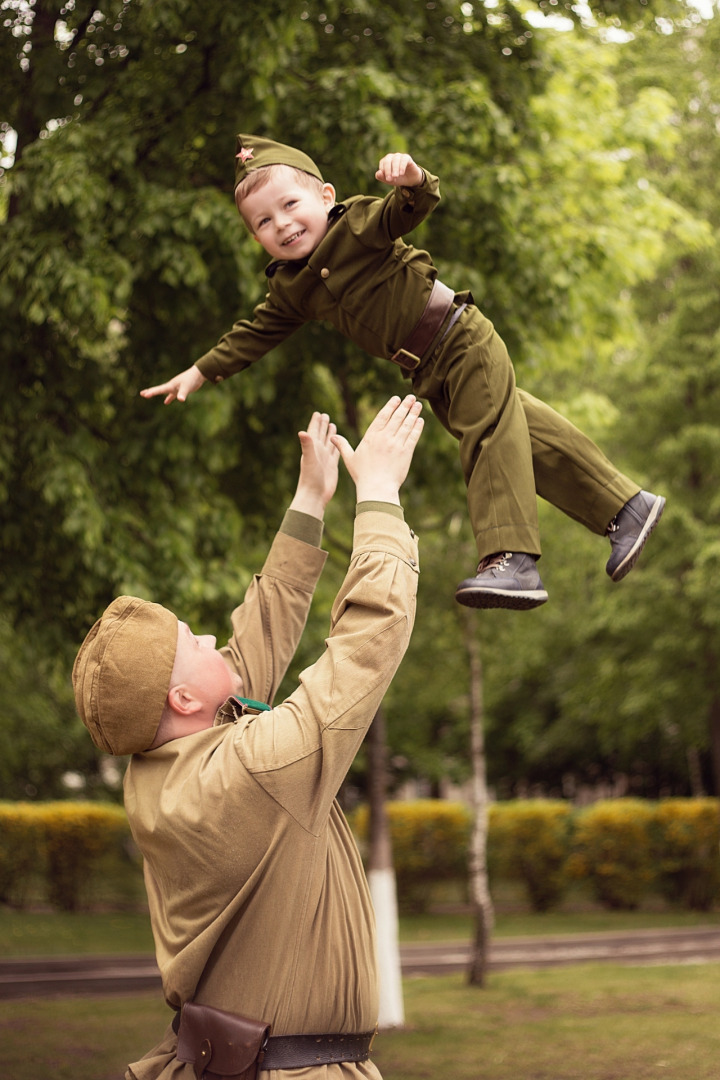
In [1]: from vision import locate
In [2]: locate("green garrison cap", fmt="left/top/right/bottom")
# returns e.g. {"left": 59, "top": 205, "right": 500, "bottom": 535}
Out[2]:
{"left": 234, "top": 133, "right": 323, "bottom": 190}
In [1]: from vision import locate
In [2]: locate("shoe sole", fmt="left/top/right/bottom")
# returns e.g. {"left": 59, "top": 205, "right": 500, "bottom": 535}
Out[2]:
{"left": 610, "top": 495, "right": 666, "bottom": 583}
{"left": 455, "top": 587, "right": 549, "bottom": 611}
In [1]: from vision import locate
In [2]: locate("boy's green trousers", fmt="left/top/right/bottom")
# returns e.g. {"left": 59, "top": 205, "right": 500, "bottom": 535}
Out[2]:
{"left": 412, "top": 305, "right": 638, "bottom": 561}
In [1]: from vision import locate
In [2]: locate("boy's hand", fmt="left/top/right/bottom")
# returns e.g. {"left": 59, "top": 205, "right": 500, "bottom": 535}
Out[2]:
{"left": 290, "top": 411, "right": 341, "bottom": 519}
{"left": 332, "top": 395, "right": 424, "bottom": 505}
{"left": 140, "top": 364, "right": 207, "bottom": 405}
{"left": 375, "top": 153, "right": 424, "bottom": 189}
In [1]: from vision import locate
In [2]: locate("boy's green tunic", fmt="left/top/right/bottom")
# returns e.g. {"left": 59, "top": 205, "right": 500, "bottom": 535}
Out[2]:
{"left": 196, "top": 171, "right": 637, "bottom": 559}
{"left": 123, "top": 508, "right": 419, "bottom": 1080}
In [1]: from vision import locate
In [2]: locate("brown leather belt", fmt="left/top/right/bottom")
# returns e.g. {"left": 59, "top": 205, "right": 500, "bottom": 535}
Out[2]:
{"left": 172, "top": 1007, "right": 376, "bottom": 1071}
{"left": 260, "top": 1030, "right": 376, "bottom": 1069}
{"left": 389, "top": 278, "right": 456, "bottom": 371}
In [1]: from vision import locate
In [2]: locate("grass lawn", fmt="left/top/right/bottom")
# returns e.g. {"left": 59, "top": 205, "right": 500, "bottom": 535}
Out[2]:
{"left": 2, "top": 900, "right": 720, "bottom": 957}
{"left": 3, "top": 963, "right": 720, "bottom": 1080}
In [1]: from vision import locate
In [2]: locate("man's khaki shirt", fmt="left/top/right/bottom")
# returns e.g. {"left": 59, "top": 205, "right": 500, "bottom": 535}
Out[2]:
{"left": 124, "top": 508, "right": 419, "bottom": 1080}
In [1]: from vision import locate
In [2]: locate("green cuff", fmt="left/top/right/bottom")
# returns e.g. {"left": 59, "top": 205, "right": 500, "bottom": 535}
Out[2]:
{"left": 280, "top": 509, "right": 324, "bottom": 547}
{"left": 356, "top": 501, "right": 405, "bottom": 520}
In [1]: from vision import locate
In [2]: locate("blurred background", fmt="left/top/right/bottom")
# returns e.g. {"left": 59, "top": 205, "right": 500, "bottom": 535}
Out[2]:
{"left": 1, "top": 0, "right": 719, "bottom": 809}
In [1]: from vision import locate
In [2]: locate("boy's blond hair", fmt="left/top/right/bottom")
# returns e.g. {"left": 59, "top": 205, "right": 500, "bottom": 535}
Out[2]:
{"left": 235, "top": 164, "right": 325, "bottom": 222}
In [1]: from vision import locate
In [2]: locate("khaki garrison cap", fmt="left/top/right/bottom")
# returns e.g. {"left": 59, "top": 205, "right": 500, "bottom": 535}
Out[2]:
{"left": 234, "top": 133, "right": 323, "bottom": 190}
{"left": 72, "top": 596, "right": 178, "bottom": 756}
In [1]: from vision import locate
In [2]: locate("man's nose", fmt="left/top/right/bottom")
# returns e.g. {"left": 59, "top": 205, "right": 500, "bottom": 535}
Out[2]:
{"left": 199, "top": 634, "right": 217, "bottom": 649}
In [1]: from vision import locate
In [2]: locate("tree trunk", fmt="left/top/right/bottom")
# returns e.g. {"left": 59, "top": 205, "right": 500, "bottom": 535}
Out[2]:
{"left": 709, "top": 689, "right": 720, "bottom": 798}
{"left": 686, "top": 745, "right": 706, "bottom": 798}
{"left": 367, "top": 706, "right": 404, "bottom": 1028}
{"left": 464, "top": 621, "right": 494, "bottom": 987}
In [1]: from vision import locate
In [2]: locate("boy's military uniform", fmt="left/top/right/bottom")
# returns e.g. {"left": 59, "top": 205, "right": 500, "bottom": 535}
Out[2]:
{"left": 196, "top": 165, "right": 637, "bottom": 561}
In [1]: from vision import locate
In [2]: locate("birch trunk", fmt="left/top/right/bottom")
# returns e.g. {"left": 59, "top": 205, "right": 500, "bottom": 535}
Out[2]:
{"left": 367, "top": 706, "right": 405, "bottom": 1028}
{"left": 464, "top": 623, "right": 495, "bottom": 987}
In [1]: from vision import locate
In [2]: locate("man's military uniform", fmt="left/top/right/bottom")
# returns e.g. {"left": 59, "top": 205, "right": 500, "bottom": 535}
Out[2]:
{"left": 122, "top": 505, "right": 419, "bottom": 1080}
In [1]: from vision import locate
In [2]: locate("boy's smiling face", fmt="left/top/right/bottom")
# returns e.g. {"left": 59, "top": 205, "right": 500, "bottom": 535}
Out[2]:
{"left": 240, "top": 165, "right": 335, "bottom": 261}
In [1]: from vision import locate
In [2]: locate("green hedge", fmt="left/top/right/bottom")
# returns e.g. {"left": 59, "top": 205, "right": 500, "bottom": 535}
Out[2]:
{"left": 0, "top": 801, "right": 137, "bottom": 912}
{"left": 351, "top": 799, "right": 472, "bottom": 913}
{"left": 352, "top": 798, "right": 720, "bottom": 914}
{"left": 652, "top": 798, "right": 720, "bottom": 911}
{"left": 487, "top": 800, "right": 574, "bottom": 912}
{"left": 2, "top": 798, "right": 719, "bottom": 916}
{"left": 0, "top": 802, "right": 46, "bottom": 908}
{"left": 568, "top": 798, "right": 656, "bottom": 910}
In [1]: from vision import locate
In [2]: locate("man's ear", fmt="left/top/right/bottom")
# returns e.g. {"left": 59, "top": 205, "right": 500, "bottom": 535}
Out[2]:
{"left": 166, "top": 684, "right": 203, "bottom": 716}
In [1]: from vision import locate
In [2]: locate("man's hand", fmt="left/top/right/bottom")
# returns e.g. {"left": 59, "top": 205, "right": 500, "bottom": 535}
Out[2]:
{"left": 289, "top": 411, "right": 341, "bottom": 519}
{"left": 332, "top": 395, "right": 424, "bottom": 505}
{"left": 140, "top": 364, "right": 207, "bottom": 405}
{"left": 375, "top": 153, "right": 424, "bottom": 189}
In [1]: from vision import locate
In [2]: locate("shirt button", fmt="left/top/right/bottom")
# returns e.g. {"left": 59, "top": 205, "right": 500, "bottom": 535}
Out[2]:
{"left": 320, "top": 267, "right": 330, "bottom": 278}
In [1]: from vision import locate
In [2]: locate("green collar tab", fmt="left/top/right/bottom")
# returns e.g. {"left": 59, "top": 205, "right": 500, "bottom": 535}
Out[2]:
{"left": 234, "top": 696, "right": 271, "bottom": 713}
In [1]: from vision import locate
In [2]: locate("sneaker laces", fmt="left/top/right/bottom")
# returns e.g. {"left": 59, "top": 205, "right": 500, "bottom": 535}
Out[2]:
{"left": 476, "top": 551, "right": 513, "bottom": 574}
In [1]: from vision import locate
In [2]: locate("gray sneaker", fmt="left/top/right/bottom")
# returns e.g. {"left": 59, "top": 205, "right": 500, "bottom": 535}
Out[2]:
{"left": 606, "top": 490, "right": 666, "bottom": 582}
{"left": 455, "top": 552, "right": 548, "bottom": 610}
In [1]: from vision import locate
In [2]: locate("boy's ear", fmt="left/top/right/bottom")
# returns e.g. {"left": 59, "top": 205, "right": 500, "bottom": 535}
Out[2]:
{"left": 167, "top": 684, "right": 203, "bottom": 716}
{"left": 322, "top": 183, "right": 336, "bottom": 208}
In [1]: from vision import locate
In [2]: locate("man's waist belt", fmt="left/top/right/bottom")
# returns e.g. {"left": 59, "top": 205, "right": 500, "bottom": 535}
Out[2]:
{"left": 389, "top": 278, "right": 456, "bottom": 372}
{"left": 174, "top": 1002, "right": 376, "bottom": 1078}
{"left": 261, "top": 1031, "right": 377, "bottom": 1070}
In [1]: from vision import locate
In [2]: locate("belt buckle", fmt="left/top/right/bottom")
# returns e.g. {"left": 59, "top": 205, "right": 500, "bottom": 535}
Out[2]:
{"left": 369, "top": 1026, "right": 378, "bottom": 1053}
{"left": 388, "top": 348, "right": 420, "bottom": 372}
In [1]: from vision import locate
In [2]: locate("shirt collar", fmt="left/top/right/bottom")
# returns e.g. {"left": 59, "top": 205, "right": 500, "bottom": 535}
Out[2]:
{"left": 214, "top": 695, "right": 271, "bottom": 726}
{"left": 265, "top": 202, "right": 347, "bottom": 279}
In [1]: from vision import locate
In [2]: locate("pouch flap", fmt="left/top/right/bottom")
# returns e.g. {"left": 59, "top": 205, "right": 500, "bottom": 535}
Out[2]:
{"left": 176, "top": 1002, "right": 270, "bottom": 1076}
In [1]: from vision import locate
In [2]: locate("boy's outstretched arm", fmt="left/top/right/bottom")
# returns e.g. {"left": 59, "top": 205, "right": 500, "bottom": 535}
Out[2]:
{"left": 140, "top": 363, "right": 207, "bottom": 405}
{"left": 375, "top": 153, "right": 425, "bottom": 190}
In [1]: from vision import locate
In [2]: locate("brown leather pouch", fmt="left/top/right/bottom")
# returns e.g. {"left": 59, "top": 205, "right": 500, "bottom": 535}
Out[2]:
{"left": 176, "top": 1001, "right": 271, "bottom": 1080}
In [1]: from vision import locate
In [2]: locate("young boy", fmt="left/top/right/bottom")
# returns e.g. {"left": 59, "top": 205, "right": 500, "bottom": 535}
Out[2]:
{"left": 141, "top": 134, "right": 665, "bottom": 611}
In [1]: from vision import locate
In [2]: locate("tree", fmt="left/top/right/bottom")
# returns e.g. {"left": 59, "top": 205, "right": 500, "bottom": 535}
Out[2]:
{"left": 465, "top": 622, "right": 494, "bottom": 987}
{"left": 366, "top": 707, "right": 404, "bottom": 1029}
{"left": 0, "top": 0, "right": 708, "bottom": 797}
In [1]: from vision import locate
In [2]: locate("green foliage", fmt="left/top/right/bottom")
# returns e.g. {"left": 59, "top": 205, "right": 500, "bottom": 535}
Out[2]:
{"left": 43, "top": 803, "right": 125, "bottom": 911}
{"left": 0, "top": 801, "right": 135, "bottom": 911}
{"left": 0, "top": 0, "right": 717, "bottom": 800}
{"left": 353, "top": 797, "right": 720, "bottom": 915}
{"left": 0, "top": 802, "right": 46, "bottom": 908}
{"left": 651, "top": 798, "right": 720, "bottom": 911}
{"left": 352, "top": 799, "right": 473, "bottom": 913}
{"left": 569, "top": 798, "right": 656, "bottom": 909}
{"left": 488, "top": 800, "right": 574, "bottom": 912}
{"left": 0, "top": 801, "right": 134, "bottom": 912}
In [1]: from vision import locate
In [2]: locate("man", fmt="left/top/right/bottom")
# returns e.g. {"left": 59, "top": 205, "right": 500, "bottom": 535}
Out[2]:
{"left": 73, "top": 396, "right": 424, "bottom": 1080}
